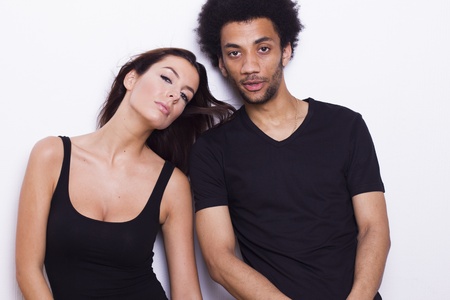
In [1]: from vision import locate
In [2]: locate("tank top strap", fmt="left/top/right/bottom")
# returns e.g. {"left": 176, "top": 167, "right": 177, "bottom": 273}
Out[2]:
{"left": 58, "top": 135, "right": 71, "bottom": 181}
{"left": 150, "top": 161, "right": 175, "bottom": 203}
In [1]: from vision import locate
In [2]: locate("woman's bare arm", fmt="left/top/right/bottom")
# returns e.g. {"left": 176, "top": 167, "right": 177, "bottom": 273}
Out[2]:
{"left": 161, "top": 168, "right": 202, "bottom": 300}
{"left": 16, "top": 137, "right": 63, "bottom": 299}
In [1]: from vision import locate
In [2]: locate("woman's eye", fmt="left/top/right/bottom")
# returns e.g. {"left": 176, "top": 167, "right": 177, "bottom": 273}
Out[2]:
{"left": 180, "top": 92, "right": 189, "bottom": 103}
{"left": 161, "top": 75, "right": 172, "bottom": 84}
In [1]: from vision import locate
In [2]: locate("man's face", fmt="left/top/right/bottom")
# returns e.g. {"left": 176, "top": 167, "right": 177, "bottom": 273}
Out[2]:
{"left": 218, "top": 18, "right": 291, "bottom": 105}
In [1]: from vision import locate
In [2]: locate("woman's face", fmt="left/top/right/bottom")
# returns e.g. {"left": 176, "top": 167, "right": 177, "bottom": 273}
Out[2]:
{"left": 125, "top": 55, "right": 200, "bottom": 130}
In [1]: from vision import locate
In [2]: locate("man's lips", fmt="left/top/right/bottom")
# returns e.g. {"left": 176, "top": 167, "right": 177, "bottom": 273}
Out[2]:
{"left": 242, "top": 80, "right": 264, "bottom": 92}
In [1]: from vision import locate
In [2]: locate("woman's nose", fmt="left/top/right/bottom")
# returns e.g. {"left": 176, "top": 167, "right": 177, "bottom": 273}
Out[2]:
{"left": 167, "top": 90, "right": 180, "bottom": 102}
{"left": 167, "top": 90, "right": 176, "bottom": 98}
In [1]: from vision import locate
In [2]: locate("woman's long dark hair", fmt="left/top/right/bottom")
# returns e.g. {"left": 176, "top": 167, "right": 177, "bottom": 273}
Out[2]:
{"left": 98, "top": 48, "right": 235, "bottom": 174}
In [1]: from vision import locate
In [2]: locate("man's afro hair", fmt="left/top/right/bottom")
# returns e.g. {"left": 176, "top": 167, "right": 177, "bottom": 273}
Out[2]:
{"left": 196, "top": 0, "right": 303, "bottom": 67}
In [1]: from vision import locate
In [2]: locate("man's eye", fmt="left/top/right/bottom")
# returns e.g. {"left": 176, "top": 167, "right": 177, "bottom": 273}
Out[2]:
{"left": 161, "top": 75, "right": 172, "bottom": 83}
{"left": 229, "top": 51, "right": 240, "bottom": 57}
{"left": 260, "top": 47, "right": 270, "bottom": 53}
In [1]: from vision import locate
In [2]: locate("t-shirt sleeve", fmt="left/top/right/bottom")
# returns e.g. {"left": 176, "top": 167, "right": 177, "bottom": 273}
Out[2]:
{"left": 189, "top": 135, "right": 229, "bottom": 212}
{"left": 346, "top": 114, "right": 385, "bottom": 197}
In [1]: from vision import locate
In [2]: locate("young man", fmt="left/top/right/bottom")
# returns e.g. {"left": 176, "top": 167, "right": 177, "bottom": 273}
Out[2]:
{"left": 189, "top": 0, "right": 390, "bottom": 299}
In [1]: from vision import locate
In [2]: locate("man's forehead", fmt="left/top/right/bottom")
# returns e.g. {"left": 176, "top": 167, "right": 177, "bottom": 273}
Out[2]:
{"left": 220, "top": 18, "right": 279, "bottom": 46}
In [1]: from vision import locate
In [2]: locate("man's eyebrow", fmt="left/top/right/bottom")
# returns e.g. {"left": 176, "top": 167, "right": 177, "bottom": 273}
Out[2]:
{"left": 223, "top": 36, "right": 274, "bottom": 49}
{"left": 224, "top": 43, "right": 240, "bottom": 49}
{"left": 254, "top": 36, "right": 273, "bottom": 44}
{"left": 163, "top": 66, "right": 195, "bottom": 95}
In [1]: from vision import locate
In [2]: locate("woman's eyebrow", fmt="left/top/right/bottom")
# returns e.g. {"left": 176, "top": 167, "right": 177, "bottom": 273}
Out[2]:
{"left": 163, "top": 67, "right": 195, "bottom": 95}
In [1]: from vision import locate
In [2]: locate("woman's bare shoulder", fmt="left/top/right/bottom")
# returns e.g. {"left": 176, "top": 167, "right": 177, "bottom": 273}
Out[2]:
{"left": 28, "top": 136, "right": 65, "bottom": 167}
{"left": 167, "top": 166, "right": 190, "bottom": 190}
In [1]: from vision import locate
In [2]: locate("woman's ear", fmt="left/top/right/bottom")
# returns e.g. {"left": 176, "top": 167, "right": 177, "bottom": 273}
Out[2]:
{"left": 218, "top": 57, "right": 228, "bottom": 77}
{"left": 281, "top": 43, "right": 293, "bottom": 67}
{"left": 124, "top": 70, "right": 137, "bottom": 90}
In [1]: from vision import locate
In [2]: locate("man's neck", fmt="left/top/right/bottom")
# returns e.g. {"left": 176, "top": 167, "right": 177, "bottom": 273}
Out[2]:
{"left": 245, "top": 93, "right": 308, "bottom": 141}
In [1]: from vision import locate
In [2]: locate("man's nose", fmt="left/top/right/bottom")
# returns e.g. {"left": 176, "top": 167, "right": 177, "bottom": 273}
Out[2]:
{"left": 241, "top": 54, "right": 260, "bottom": 74}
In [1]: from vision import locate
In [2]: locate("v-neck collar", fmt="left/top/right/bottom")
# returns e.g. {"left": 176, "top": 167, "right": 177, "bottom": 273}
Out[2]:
{"left": 239, "top": 98, "right": 314, "bottom": 146}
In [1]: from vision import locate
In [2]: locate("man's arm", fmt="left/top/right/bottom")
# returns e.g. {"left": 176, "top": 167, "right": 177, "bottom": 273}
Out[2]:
{"left": 196, "top": 206, "right": 290, "bottom": 300}
{"left": 347, "top": 191, "right": 391, "bottom": 300}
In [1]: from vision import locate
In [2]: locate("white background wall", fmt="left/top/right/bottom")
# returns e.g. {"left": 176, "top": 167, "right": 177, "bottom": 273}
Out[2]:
{"left": 1, "top": 0, "right": 449, "bottom": 299}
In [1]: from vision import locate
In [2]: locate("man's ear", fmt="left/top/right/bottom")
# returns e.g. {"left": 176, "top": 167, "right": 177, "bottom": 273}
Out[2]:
{"left": 281, "top": 43, "right": 293, "bottom": 67}
{"left": 124, "top": 70, "right": 137, "bottom": 90}
{"left": 218, "top": 57, "right": 228, "bottom": 77}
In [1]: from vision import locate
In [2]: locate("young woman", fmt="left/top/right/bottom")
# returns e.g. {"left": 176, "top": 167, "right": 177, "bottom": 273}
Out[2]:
{"left": 15, "top": 47, "right": 235, "bottom": 300}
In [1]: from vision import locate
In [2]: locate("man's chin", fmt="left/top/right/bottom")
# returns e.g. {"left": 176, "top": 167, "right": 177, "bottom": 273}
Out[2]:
{"left": 241, "top": 94, "right": 271, "bottom": 105}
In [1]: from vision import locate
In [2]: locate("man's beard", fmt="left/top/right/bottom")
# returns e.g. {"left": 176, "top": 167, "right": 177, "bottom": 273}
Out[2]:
{"left": 234, "top": 60, "right": 283, "bottom": 105}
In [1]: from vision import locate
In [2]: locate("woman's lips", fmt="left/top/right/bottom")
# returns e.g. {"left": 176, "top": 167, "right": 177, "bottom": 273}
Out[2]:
{"left": 155, "top": 101, "right": 170, "bottom": 115}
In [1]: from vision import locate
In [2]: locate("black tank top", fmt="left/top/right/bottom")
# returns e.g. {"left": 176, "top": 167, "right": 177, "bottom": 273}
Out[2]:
{"left": 45, "top": 136, "right": 173, "bottom": 299}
